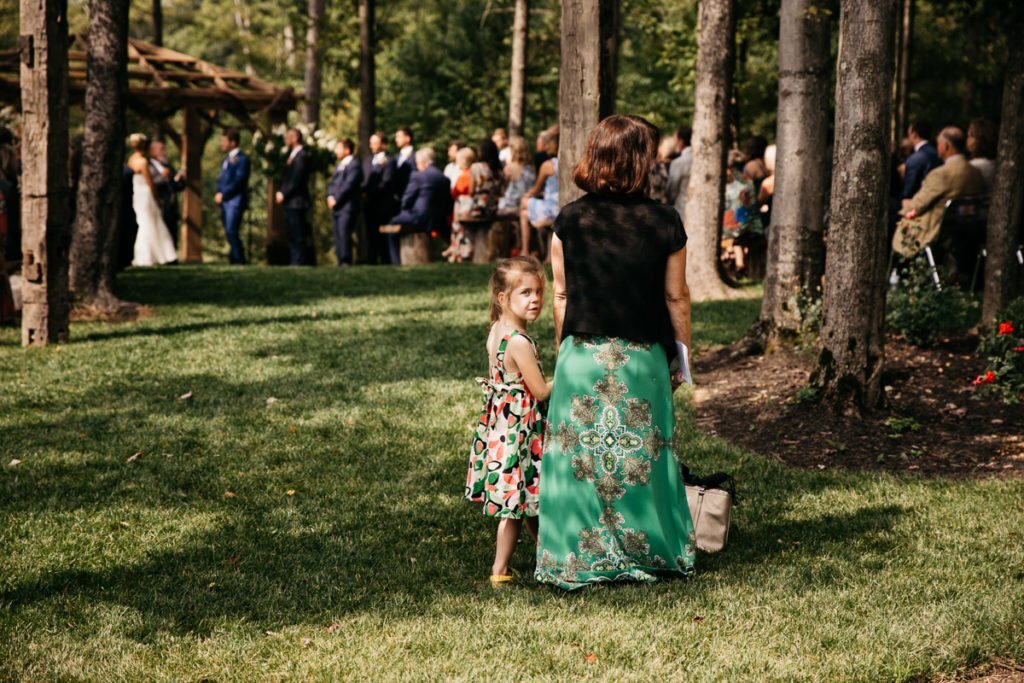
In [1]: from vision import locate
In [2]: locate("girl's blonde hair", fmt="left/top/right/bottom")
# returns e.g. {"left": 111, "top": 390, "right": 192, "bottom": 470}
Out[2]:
{"left": 489, "top": 255, "right": 545, "bottom": 322}
{"left": 508, "top": 135, "right": 532, "bottom": 165}
{"left": 456, "top": 146, "right": 476, "bottom": 170}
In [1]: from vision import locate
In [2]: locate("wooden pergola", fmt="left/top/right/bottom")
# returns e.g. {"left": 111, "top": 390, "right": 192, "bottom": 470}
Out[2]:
{"left": 0, "top": 36, "right": 301, "bottom": 263}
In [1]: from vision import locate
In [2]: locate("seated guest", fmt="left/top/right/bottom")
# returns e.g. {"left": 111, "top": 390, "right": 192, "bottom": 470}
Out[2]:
{"left": 497, "top": 136, "right": 536, "bottom": 219}
{"left": 492, "top": 128, "right": 511, "bottom": 166}
{"left": 757, "top": 144, "right": 777, "bottom": 227}
{"left": 386, "top": 147, "right": 454, "bottom": 237}
{"left": 893, "top": 126, "right": 986, "bottom": 258}
{"left": 901, "top": 120, "right": 941, "bottom": 200}
{"left": 470, "top": 139, "right": 504, "bottom": 219}
{"left": 742, "top": 135, "right": 769, "bottom": 194}
{"left": 326, "top": 138, "right": 363, "bottom": 267}
{"left": 520, "top": 126, "right": 559, "bottom": 259}
{"left": 967, "top": 119, "right": 996, "bottom": 192}
{"left": 532, "top": 128, "right": 553, "bottom": 171}
{"left": 647, "top": 134, "right": 677, "bottom": 203}
{"left": 722, "top": 150, "right": 763, "bottom": 277}
{"left": 443, "top": 139, "right": 464, "bottom": 187}
{"left": 445, "top": 147, "right": 476, "bottom": 262}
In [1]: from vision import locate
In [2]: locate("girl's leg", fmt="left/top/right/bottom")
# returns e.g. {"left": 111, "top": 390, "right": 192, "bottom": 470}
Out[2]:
{"left": 523, "top": 516, "right": 539, "bottom": 542}
{"left": 492, "top": 518, "right": 523, "bottom": 577}
{"left": 519, "top": 209, "right": 533, "bottom": 257}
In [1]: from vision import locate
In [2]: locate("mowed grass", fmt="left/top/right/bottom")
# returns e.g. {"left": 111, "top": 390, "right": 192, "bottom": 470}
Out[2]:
{"left": 0, "top": 265, "right": 1021, "bottom": 682}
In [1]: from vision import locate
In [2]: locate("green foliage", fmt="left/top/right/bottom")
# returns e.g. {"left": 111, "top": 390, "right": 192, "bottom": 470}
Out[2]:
{"left": 886, "top": 256, "right": 978, "bottom": 346}
{"left": 788, "top": 383, "right": 821, "bottom": 405}
{"left": 795, "top": 286, "right": 824, "bottom": 349}
{"left": 974, "top": 297, "right": 1024, "bottom": 403}
{"left": 885, "top": 416, "right": 921, "bottom": 434}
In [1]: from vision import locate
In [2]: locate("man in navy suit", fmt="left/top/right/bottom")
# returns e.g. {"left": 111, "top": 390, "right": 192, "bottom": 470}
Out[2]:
{"left": 386, "top": 148, "right": 453, "bottom": 238}
{"left": 326, "top": 138, "right": 363, "bottom": 267}
{"left": 901, "top": 120, "right": 941, "bottom": 200}
{"left": 276, "top": 128, "right": 314, "bottom": 266}
{"left": 382, "top": 127, "right": 417, "bottom": 264}
{"left": 214, "top": 129, "right": 250, "bottom": 264}
{"left": 361, "top": 132, "right": 391, "bottom": 265}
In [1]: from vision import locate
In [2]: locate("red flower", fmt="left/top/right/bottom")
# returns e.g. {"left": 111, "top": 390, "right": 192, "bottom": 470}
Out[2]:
{"left": 1014, "top": 346, "right": 1024, "bottom": 352}
{"left": 998, "top": 321, "right": 1015, "bottom": 336}
{"left": 984, "top": 370, "right": 997, "bottom": 383}
{"left": 972, "top": 375, "right": 984, "bottom": 386}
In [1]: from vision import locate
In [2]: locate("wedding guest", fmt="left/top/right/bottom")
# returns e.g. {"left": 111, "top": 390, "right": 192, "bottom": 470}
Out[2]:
{"left": 497, "top": 136, "right": 536, "bottom": 219}
{"left": 520, "top": 126, "right": 559, "bottom": 260}
{"left": 327, "top": 138, "right": 363, "bottom": 267}
{"left": 382, "top": 127, "right": 417, "bottom": 264}
{"left": 758, "top": 144, "right": 776, "bottom": 227}
{"left": 648, "top": 134, "right": 676, "bottom": 203}
{"left": 722, "top": 149, "right": 763, "bottom": 277}
{"left": 444, "top": 139, "right": 465, "bottom": 186}
{"left": 471, "top": 139, "right": 504, "bottom": 219}
{"left": 536, "top": 114, "right": 695, "bottom": 590}
{"left": 214, "top": 128, "right": 250, "bottom": 265}
{"left": 901, "top": 120, "right": 941, "bottom": 200}
{"left": 276, "top": 128, "right": 314, "bottom": 266}
{"left": 493, "top": 128, "right": 511, "bottom": 166}
{"left": 446, "top": 147, "right": 476, "bottom": 262}
{"left": 361, "top": 131, "right": 391, "bottom": 264}
{"left": 967, "top": 119, "right": 996, "bottom": 192}
{"left": 666, "top": 125, "right": 692, "bottom": 222}
{"left": 387, "top": 148, "right": 453, "bottom": 238}
{"left": 148, "top": 139, "right": 185, "bottom": 247}
{"left": 533, "top": 129, "right": 553, "bottom": 170}
{"left": 742, "top": 135, "right": 769, "bottom": 194}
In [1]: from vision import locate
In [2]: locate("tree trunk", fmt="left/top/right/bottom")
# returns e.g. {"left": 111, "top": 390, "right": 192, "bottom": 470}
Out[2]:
{"left": 982, "top": 24, "right": 1024, "bottom": 324}
{"left": 357, "top": 0, "right": 375, "bottom": 156}
{"left": 283, "top": 23, "right": 296, "bottom": 71}
{"left": 302, "top": 0, "right": 326, "bottom": 127}
{"left": 69, "top": 0, "right": 135, "bottom": 316}
{"left": 684, "top": 0, "right": 737, "bottom": 301}
{"left": 891, "top": 0, "right": 912, "bottom": 144}
{"left": 557, "top": 0, "right": 618, "bottom": 208}
{"left": 750, "top": 0, "right": 831, "bottom": 350}
{"left": 810, "top": 0, "right": 896, "bottom": 413}
{"left": 507, "top": 0, "right": 528, "bottom": 138}
{"left": 19, "top": 0, "right": 71, "bottom": 346}
{"left": 152, "top": 0, "right": 162, "bottom": 46}
{"left": 233, "top": 0, "right": 255, "bottom": 76}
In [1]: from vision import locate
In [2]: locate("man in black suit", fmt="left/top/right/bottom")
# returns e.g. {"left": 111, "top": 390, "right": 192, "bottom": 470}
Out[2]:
{"left": 327, "top": 138, "right": 363, "bottom": 267}
{"left": 382, "top": 127, "right": 416, "bottom": 264}
{"left": 901, "top": 120, "right": 941, "bottom": 200}
{"left": 361, "top": 132, "right": 391, "bottom": 265}
{"left": 148, "top": 139, "right": 185, "bottom": 247}
{"left": 276, "top": 128, "right": 314, "bottom": 266}
{"left": 386, "top": 148, "right": 453, "bottom": 237}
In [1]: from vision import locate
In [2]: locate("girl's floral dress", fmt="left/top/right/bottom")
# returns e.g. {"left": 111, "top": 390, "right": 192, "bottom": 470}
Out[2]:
{"left": 466, "top": 330, "right": 544, "bottom": 518}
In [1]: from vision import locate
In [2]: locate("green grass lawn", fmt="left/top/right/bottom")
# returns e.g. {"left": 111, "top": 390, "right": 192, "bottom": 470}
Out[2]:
{"left": 1, "top": 265, "right": 1021, "bottom": 682}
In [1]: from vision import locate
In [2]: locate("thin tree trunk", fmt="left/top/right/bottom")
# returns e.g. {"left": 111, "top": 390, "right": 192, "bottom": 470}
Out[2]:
{"left": 152, "top": 0, "right": 162, "bottom": 46}
{"left": 685, "top": 0, "right": 737, "bottom": 301}
{"left": 507, "top": 0, "right": 528, "bottom": 138}
{"left": 749, "top": 0, "right": 831, "bottom": 350}
{"left": 283, "top": 23, "right": 296, "bottom": 71}
{"left": 892, "top": 0, "right": 912, "bottom": 144}
{"left": 811, "top": 0, "right": 896, "bottom": 413}
{"left": 19, "top": 0, "right": 71, "bottom": 346}
{"left": 302, "top": 0, "right": 326, "bottom": 127}
{"left": 233, "top": 0, "right": 255, "bottom": 76}
{"left": 358, "top": 0, "right": 375, "bottom": 156}
{"left": 558, "top": 0, "right": 618, "bottom": 208}
{"left": 982, "top": 25, "right": 1024, "bottom": 324}
{"left": 69, "top": 0, "right": 135, "bottom": 316}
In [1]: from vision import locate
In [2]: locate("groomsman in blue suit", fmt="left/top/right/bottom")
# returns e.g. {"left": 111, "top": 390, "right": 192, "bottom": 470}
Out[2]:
{"left": 214, "top": 129, "right": 250, "bottom": 264}
{"left": 326, "top": 138, "right": 363, "bottom": 266}
{"left": 382, "top": 127, "right": 417, "bottom": 264}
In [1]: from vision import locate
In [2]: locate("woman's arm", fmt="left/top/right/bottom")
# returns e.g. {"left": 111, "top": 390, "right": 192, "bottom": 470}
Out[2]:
{"left": 665, "top": 246, "right": 691, "bottom": 350}
{"left": 550, "top": 234, "right": 567, "bottom": 353}
{"left": 523, "top": 160, "right": 551, "bottom": 200}
{"left": 505, "top": 336, "right": 552, "bottom": 401}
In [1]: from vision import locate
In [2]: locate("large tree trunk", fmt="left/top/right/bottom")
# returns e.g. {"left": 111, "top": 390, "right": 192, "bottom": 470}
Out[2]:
{"left": 19, "top": 0, "right": 71, "bottom": 346}
{"left": 811, "top": 0, "right": 896, "bottom": 413}
{"left": 891, "top": 0, "right": 912, "bottom": 144}
{"left": 685, "top": 0, "right": 737, "bottom": 301}
{"left": 152, "top": 0, "right": 163, "bottom": 46}
{"left": 357, "top": 0, "right": 375, "bottom": 155}
{"left": 558, "top": 0, "right": 619, "bottom": 208}
{"left": 69, "top": 0, "right": 135, "bottom": 316}
{"left": 507, "top": 0, "right": 528, "bottom": 138}
{"left": 302, "top": 0, "right": 326, "bottom": 127}
{"left": 982, "top": 23, "right": 1024, "bottom": 324}
{"left": 749, "top": 0, "right": 831, "bottom": 350}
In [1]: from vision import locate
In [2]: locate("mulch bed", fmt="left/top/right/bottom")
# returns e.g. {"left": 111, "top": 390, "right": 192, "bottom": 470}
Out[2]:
{"left": 693, "top": 335, "right": 1023, "bottom": 479}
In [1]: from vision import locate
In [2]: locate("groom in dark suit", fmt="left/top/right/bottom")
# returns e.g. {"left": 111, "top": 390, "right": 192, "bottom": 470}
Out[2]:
{"left": 327, "top": 138, "right": 363, "bottom": 266}
{"left": 214, "top": 129, "right": 250, "bottom": 265}
{"left": 276, "top": 128, "right": 314, "bottom": 266}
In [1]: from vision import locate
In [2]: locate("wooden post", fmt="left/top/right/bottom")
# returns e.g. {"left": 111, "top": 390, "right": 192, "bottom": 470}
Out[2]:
{"left": 180, "top": 107, "right": 204, "bottom": 262}
{"left": 265, "top": 112, "right": 289, "bottom": 265}
{"left": 558, "top": 0, "right": 619, "bottom": 207}
{"left": 20, "top": 0, "right": 71, "bottom": 346}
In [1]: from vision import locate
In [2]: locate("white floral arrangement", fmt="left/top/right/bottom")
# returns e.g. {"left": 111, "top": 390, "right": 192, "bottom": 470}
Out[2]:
{"left": 250, "top": 123, "right": 337, "bottom": 180}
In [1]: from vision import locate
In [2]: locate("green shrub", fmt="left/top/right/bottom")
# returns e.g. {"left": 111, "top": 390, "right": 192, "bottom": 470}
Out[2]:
{"left": 974, "top": 297, "right": 1024, "bottom": 403}
{"left": 886, "top": 256, "right": 977, "bottom": 346}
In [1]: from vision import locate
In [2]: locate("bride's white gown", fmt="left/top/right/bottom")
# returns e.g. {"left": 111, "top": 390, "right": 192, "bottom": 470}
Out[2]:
{"left": 132, "top": 173, "right": 178, "bottom": 266}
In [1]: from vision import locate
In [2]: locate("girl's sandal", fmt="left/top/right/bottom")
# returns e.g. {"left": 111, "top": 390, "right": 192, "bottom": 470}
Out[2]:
{"left": 489, "top": 574, "right": 514, "bottom": 588}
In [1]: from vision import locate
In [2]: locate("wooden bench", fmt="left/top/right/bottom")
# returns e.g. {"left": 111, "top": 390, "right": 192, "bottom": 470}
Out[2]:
{"left": 458, "top": 216, "right": 497, "bottom": 264}
{"left": 380, "top": 223, "right": 431, "bottom": 265}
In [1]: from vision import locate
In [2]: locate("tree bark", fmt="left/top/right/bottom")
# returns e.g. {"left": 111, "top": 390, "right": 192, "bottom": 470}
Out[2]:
{"left": 982, "top": 22, "right": 1024, "bottom": 324}
{"left": 507, "top": 0, "right": 528, "bottom": 138}
{"left": 557, "top": 0, "right": 619, "bottom": 207}
{"left": 810, "top": 0, "right": 896, "bottom": 413}
{"left": 891, "top": 0, "right": 912, "bottom": 144}
{"left": 751, "top": 0, "right": 831, "bottom": 350}
{"left": 69, "top": 0, "right": 134, "bottom": 315}
{"left": 152, "top": 0, "right": 163, "bottom": 46}
{"left": 233, "top": 0, "right": 255, "bottom": 76}
{"left": 19, "top": 0, "right": 71, "bottom": 346}
{"left": 302, "top": 0, "right": 326, "bottom": 127}
{"left": 685, "top": 0, "right": 737, "bottom": 301}
{"left": 358, "top": 0, "right": 375, "bottom": 156}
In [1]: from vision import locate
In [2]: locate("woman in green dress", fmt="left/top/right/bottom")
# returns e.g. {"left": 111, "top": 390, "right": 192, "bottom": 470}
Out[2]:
{"left": 535, "top": 115, "right": 696, "bottom": 590}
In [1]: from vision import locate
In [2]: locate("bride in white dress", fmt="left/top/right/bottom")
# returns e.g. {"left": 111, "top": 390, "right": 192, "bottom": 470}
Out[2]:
{"left": 127, "top": 133, "right": 178, "bottom": 266}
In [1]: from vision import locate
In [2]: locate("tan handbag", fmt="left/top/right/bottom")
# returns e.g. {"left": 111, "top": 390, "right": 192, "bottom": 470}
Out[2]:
{"left": 685, "top": 484, "right": 732, "bottom": 553}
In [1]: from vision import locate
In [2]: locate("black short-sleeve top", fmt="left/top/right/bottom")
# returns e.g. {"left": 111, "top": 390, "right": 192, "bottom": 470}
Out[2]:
{"left": 553, "top": 192, "right": 687, "bottom": 358}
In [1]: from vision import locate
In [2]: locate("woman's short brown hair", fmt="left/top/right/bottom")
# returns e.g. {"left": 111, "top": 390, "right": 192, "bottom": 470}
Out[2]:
{"left": 572, "top": 114, "right": 658, "bottom": 196}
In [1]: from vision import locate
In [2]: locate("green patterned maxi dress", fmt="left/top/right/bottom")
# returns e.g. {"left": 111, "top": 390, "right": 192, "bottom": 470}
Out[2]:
{"left": 535, "top": 336, "right": 696, "bottom": 590}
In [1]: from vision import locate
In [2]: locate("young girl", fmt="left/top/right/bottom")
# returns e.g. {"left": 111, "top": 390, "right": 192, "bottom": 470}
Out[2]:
{"left": 466, "top": 256, "right": 552, "bottom": 586}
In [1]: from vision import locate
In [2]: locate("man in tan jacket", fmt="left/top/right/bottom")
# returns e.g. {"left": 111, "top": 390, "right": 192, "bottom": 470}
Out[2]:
{"left": 892, "top": 126, "right": 986, "bottom": 257}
